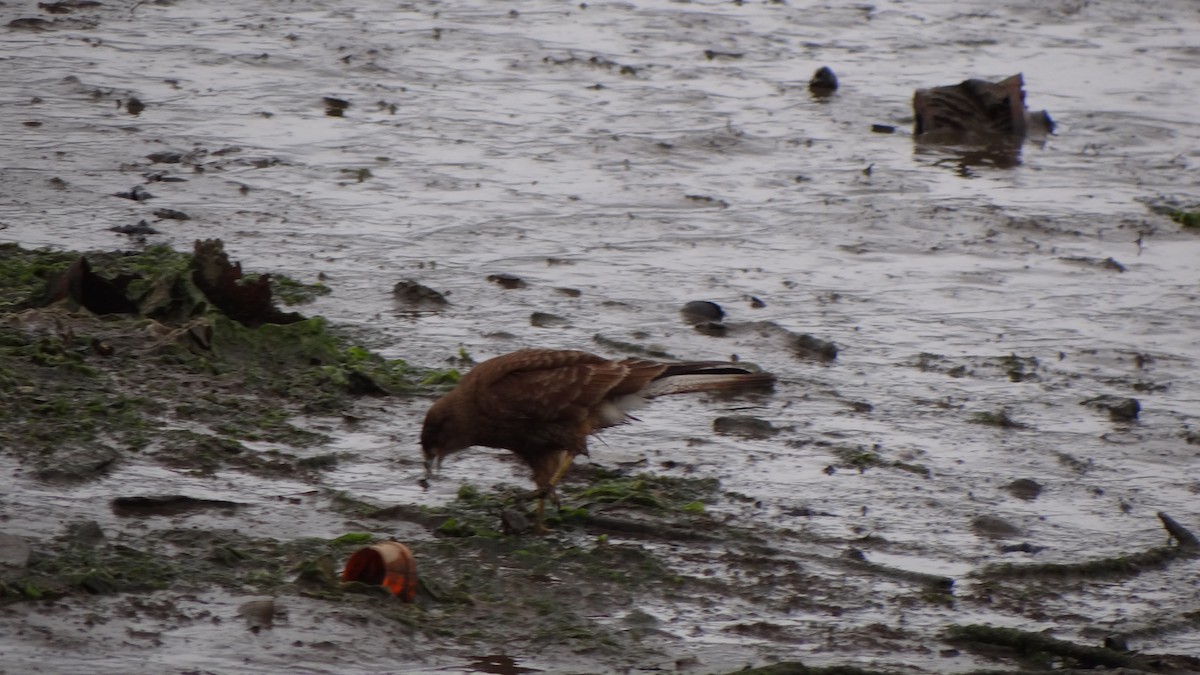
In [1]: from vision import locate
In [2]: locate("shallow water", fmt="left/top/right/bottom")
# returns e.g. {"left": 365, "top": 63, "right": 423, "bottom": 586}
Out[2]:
{"left": 2, "top": 0, "right": 1199, "bottom": 672}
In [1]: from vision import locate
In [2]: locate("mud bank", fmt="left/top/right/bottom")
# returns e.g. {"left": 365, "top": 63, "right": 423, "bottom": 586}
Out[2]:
{"left": 3, "top": 0, "right": 1200, "bottom": 672}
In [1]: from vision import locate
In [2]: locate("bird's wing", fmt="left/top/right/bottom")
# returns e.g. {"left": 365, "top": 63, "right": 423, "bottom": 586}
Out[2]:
{"left": 475, "top": 350, "right": 664, "bottom": 422}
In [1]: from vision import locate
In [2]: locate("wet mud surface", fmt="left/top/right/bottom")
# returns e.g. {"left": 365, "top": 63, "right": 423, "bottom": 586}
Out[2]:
{"left": 2, "top": 0, "right": 1200, "bottom": 673}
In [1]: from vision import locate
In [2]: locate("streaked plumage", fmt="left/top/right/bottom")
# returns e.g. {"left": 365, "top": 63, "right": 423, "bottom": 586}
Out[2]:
{"left": 420, "top": 348, "right": 774, "bottom": 531}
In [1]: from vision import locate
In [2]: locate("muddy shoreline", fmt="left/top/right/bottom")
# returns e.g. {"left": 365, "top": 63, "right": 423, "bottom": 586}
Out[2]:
{"left": 4, "top": 0, "right": 1200, "bottom": 672}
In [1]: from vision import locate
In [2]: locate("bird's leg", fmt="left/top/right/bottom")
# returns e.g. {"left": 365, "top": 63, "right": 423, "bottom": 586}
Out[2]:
{"left": 531, "top": 450, "right": 575, "bottom": 535}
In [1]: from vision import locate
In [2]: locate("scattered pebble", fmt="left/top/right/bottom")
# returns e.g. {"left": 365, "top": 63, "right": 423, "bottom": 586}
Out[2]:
{"left": 712, "top": 415, "right": 778, "bottom": 439}
{"left": 1003, "top": 478, "right": 1043, "bottom": 501}
{"left": 971, "top": 515, "right": 1024, "bottom": 539}
{"left": 110, "top": 220, "right": 159, "bottom": 235}
{"left": 1081, "top": 395, "right": 1140, "bottom": 422}
{"left": 113, "top": 185, "right": 155, "bottom": 201}
{"left": 0, "top": 532, "right": 32, "bottom": 569}
{"left": 809, "top": 66, "right": 838, "bottom": 95}
{"left": 680, "top": 300, "right": 723, "bottom": 324}
{"left": 529, "top": 312, "right": 568, "bottom": 328}
{"left": 393, "top": 279, "right": 449, "bottom": 307}
{"left": 487, "top": 273, "right": 526, "bottom": 289}
{"left": 153, "top": 208, "right": 190, "bottom": 220}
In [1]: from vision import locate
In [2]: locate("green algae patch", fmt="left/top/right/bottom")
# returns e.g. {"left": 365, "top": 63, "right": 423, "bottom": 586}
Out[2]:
{"left": 1171, "top": 209, "right": 1200, "bottom": 229}
{"left": 245, "top": 272, "right": 331, "bottom": 306}
{"left": 0, "top": 241, "right": 450, "bottom": 480}
{"left": 0, "top": 524, "right": 393, "bottom": 605}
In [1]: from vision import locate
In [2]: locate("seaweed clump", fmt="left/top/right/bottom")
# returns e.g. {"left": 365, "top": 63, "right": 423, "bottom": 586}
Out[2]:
{"left": 0, "top": 240, "right": 454, "bottom": 480}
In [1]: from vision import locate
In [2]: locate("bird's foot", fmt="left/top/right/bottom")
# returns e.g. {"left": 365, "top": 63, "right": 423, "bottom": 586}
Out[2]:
{"left": 520, "top": 487, "right": 561, "bottom": 508}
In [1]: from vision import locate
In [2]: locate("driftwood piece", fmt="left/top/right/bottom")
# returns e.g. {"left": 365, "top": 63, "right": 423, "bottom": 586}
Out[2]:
{"left": 37, "top": 257, "right": 139, "bottom": 315}
{"left": 946, "top": 624, "right": 1135, "bottom": 669}
{"left": 190, "top": 239, "right": 303, "bottom": 328}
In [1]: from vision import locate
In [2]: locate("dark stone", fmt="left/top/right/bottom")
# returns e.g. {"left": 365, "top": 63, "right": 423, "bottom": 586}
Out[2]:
{"left": 65, "top": 520, "right": 106, "bottom": 548}
{"left": 1081, "top": 395, "right": 1140, "bottom": 422}
{"left": 146, "top": 151, "right": 185, "bottom": 164}
{"left": 111, "top": 495, "right": 243, "bottom": 517}
{"left": 153, "top": 208, "right": 190, "bottom": 220}
{"left": 110, "top": 220, "right": 160, "bottom": 236}
{"left": 971, "top": 515, "right": 1023, "bottom": 539}
{"left": 680, "top": 300, "right": 723, "bottom": 324}
{"left": 712, "top": 415, "right": 778, "bottom": 439}
{"left": 238, "top": 599, "right": 282, "bottom": 632}
{"left": 486, "top": 273, "right": 526, "bottom": 289}
{"left": 392, "top": 279, "right": 448, "bottom": 307}
{"left": 998, "top": 542, "right": 1046, "bottom": 554}
{"left": 191, "top": 239, "right": 304, "bottom": 327}
{"left": 500, "top": 509, "right": 531, "bottom": 535}
{"left": 0, "top": 532, "right": 32, "bottom": 569}
{"left": 790, "top": 333, "right": 838, "bottom": 361}
{"left": 809, "top": 66, "right": 838, "bottom": 95}
{"left": 530, "top": 312, "right": 569, "bottom": 328}
{"left": 35, "top": 257, "right": 141, "bottom": 314}
{"left": 704, "top": 49, "right": 743, "bottom": 60}
{"left": 323, "top": 97, "right": 350, "bottom": 117}
{"left": 871, "top": 124, "right": 896, "bottom": 134}
{"left": 1003, "top": 478, "right": 1042, "bottom": 501}
{"left": 113, "top": 185, "right": 154, "bottom": 201}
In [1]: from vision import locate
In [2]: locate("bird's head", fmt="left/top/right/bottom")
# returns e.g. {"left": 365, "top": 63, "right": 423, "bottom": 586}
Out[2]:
{"left": 420, "top": 396, "right": 471, "bottom": 477}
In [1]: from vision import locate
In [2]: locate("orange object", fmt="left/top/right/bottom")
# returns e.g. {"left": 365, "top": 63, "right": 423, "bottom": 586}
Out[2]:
{"left": 341, "top": 541, "right": 418, "bottom": 601}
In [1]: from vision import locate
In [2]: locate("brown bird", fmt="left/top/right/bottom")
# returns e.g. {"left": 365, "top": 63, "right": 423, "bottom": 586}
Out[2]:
{"left": 420, "top": 348, "right": 775, "bottom": 532}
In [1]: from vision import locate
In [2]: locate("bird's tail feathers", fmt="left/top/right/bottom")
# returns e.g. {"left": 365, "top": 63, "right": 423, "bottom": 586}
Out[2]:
{"left": 644, "top": 369, "right": 775, "bottom": 398}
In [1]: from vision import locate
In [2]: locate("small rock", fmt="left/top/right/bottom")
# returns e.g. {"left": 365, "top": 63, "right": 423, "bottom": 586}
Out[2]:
{"left": 680, "top": 300, "right": 724, "bottom": 324}
{"left": 790, "top": 333, "right": 838, "bottom": 361}
{"left": 1003, "top": 478, "right": 1043, "bottom": 500}
{"left": 392, "top": 279, "right": 448, "bottom": 307}
{"left": 1108, "top": 397, "right": 1140, "bottom": 421}
{"left": 622, "top": 609, "right": 660, "bottom": 627}
{"left": 238, "top": 599, "right": 283, "bottom": 633}
{"left": 113, "top": 185, "right": 154, "bottom": 202}
{"left": 66, "top": 520, "right": 106, "bottom": 548}
{"left": 0, "top": 532, "right": 32, "bottom": 569}
{"left": 323, "top": 97, "right": 350, "bottom": 116}
{"left": 1081, "top": 395, "right": 1140, "bottom": 422}
{"left": 809, "top": 66, "right": 838, "bottom": 95}
{"left": 998, "top": 542, "right": 1046, "bottom": 554}
{"left": 712, "top": 415, "right": 778, "bottom": 439}
{"left": 1104, "top": 634, "right": 1130, "bottom": 652}
{"left": 146, "top": 151, "right": 184, "bottom": 164}
{"left": 110, "top": 220, "right": 159, "bottom": 236}
{"left": 971, "top": 515, "right": 1023, "bottom": 539}
{"left": 703, "top": 49, "right": 743, "bottom": 61}
{"left": 9, "top": 18, "right": 54, "bottom": 31}
{"left": 871, "top": 124, "right": 896, "bottom": 134}
{"left": 37, "top": 446, "right": 119, "bottom": 481}
{"left": 500, "top": 509, "right": 531, "bottom": 535}
{"left": 530, "top": 311, "right": 568, "bottom": 328}
{"left": 110, "top": 495, "right": 242, "bottom": 517}
{"left": 125, "top": 97, "right": 145, "bottom": 116}
{"left": 555, "top": 287, "right": 582, "bottom": 297}
{"left": 486, "top": 273, "right": 526, "bottom": 289}
{"left": 153, "top": 208, "right": 190, "bottom": 220}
